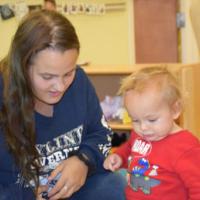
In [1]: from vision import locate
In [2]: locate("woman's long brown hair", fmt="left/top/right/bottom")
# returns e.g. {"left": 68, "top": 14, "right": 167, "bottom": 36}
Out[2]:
{"left": 0, "top": 10, "right": 80, "bottom": 187}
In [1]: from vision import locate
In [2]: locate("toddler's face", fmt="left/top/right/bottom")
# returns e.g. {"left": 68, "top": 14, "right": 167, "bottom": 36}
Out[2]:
{"left": 124, "top": 87, "right": 180, "bottom": 141}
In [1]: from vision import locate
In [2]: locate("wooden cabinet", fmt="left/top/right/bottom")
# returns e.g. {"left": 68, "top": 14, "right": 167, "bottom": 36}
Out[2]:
{"left": 179, "top": 63, "right": 200, "bottom": 137}
{"left": 134, "top": 0, "right": 178, "bottom": 63}
{"left": 83, "top": 63, "right": 200, "bottom": 138}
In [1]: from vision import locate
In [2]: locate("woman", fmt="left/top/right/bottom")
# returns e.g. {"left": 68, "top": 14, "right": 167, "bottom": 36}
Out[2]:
{"left": 0, "top": 10, "right": 126, "bottom": 200}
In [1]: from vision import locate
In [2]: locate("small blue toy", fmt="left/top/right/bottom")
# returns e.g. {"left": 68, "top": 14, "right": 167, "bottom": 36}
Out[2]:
{"left": 40, "top": 173, "right": 61, "bottom": 200}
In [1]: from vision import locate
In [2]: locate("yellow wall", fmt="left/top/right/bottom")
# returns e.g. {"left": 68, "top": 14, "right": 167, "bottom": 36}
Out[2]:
{"left": 0, "top": 0, "right": 199, "bottom": 64}
{"left": 180, "top": 0, "right": 200, "bottom": 63}
{"left": 0, "top": 0, "right": 134, "bottom": 65}
{"left": 0, "top": 16, "right": 17, "bottom": 59}
{"left": 67, "top": 1, "right": 133, "bottom": 65}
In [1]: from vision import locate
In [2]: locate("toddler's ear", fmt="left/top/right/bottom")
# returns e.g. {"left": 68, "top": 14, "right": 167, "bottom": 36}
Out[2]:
{"left": 172, "top": 100, "right": 182, "bottom": 120}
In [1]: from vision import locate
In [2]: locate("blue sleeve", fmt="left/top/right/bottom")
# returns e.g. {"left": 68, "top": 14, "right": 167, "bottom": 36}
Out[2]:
{"left": 77, "top": 69, "right": 113, "bottom": 174}
{"left": 0, "top": 184, "right": 35, "bottom": 200}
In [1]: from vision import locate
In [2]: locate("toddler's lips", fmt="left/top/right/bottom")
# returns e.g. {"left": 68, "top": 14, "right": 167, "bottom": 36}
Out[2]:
{"left": 142, "top": 134, "right": 154, "bottom": 140}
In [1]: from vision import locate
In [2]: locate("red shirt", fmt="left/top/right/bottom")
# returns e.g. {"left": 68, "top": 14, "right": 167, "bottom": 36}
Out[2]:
{"left": 116, "top": 130, "right": 200, "bottom": 200}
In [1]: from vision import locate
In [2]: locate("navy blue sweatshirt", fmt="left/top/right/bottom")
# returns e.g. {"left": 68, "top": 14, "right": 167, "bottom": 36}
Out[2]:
{"left": 0, "top": 67, "right": 112, "bottom": 199}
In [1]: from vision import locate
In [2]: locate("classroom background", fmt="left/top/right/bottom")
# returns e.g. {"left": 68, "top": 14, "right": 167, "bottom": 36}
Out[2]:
{"left": 0, "top": 0, "right": 200, "bottom": 140}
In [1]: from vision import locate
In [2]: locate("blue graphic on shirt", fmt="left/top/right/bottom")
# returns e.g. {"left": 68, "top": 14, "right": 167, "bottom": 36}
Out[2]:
{"left": 128, "top": 158, "right": 160, "bottom": 194}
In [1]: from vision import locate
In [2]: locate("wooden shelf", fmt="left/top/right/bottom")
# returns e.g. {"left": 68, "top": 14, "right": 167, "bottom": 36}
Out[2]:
{"left": 82, "top": 63, "right": 183, "bottom": 75}
{"left": 82, "top": 65, "right": 134, "bottom": 75}
{"left": 108, "top": 121, "right": 132, "bottom": 131}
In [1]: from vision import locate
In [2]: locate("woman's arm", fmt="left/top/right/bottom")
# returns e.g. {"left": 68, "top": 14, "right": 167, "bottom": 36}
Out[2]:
{"left": 76, "top": 71, "right": 113, "bottom": 175}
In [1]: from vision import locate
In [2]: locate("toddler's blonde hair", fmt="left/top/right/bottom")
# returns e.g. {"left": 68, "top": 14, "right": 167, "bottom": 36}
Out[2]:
{"left": 118, "top": 66, "right": 182, "bottom": 107}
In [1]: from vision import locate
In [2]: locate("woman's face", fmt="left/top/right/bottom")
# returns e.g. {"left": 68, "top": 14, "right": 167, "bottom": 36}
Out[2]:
{"left": 29, "top": 48, "right": 78, "bottom": 110}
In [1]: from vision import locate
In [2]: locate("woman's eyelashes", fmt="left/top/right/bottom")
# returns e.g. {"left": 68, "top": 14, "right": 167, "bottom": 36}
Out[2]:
{"left": 41, "top": 71, "right": 74, "bottom": 81}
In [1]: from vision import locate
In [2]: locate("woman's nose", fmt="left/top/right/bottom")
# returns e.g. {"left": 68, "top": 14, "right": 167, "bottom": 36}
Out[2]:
{"left": 55, "top": 78, "right": 66, "bottom": 91}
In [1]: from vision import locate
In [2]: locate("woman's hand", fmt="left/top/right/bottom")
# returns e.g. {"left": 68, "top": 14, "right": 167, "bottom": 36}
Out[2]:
{"left": 103, "top": 153, "right": 122, "bottom": 171}
{"left": 48, "top": 156, "right": 88, "bottom": 200}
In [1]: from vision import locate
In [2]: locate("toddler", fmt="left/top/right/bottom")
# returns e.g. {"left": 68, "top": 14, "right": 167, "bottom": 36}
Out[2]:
{"left": 104, "top": 66, "right": 200, "bottom": 200}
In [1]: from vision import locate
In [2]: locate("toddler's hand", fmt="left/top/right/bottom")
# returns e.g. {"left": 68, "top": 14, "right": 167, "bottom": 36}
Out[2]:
{"left": 103, "top": 154, "right": 122, "bottom": 171}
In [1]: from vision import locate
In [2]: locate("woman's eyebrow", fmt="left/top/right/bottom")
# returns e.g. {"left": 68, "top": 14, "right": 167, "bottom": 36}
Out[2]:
{"left": 41, "top": 67, "right": 77, "bottom": 77}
